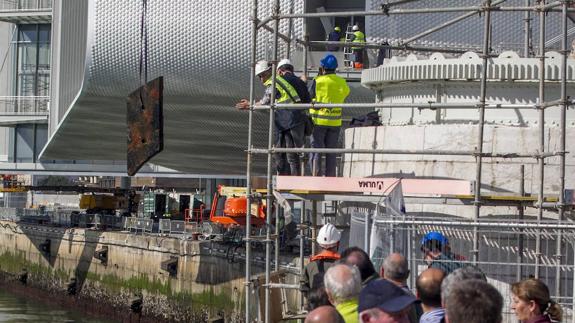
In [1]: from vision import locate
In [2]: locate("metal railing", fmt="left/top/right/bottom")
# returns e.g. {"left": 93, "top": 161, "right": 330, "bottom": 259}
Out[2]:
{"left": 0, "top": 96, "right": 49, "bottom": 114}
{"left": 0, "top": 0, "right": 51, "bottom": 11}
{"left": 0, "top": 210, "right": 197, "bottom": 238}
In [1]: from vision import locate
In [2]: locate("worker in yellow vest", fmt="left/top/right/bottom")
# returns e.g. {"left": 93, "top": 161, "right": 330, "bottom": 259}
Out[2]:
{"left": 236, "top": 60, "right": 304, "bottom": 175}
{"left": 350, "top": 24, "right": 365, "bottom": 69}
{"left": 308, "top": 54, "right": 350, "bottom": 177}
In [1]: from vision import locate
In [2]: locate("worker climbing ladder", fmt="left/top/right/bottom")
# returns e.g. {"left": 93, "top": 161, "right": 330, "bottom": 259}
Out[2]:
{"left": 343, "top": 25, "right": 355, "bottom": 68}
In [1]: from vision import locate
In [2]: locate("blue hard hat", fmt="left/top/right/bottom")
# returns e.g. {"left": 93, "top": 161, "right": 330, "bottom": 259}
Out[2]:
{"left": 320, "top": 54, "right": 338, "bottom": 69}
{"left": 421, "top": 231, "right": 449, "bottom": 246}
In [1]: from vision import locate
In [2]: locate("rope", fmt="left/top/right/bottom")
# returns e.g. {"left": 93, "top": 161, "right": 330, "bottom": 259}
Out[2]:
{"left": 138, "top": 0, "right": 148, "bottom": 103}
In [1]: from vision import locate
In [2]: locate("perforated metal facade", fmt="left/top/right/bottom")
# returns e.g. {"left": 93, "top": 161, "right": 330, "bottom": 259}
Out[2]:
{"left": 42, "top": 0, "right": 306, "bottom": 175}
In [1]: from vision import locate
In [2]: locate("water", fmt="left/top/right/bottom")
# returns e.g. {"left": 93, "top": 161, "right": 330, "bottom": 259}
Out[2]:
{"left": 0, "top": 288, "right": 115, "bottom": 323}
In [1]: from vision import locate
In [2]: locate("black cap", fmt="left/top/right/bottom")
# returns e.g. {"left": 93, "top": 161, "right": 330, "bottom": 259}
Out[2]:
{"left": 358, "top": 279, "right": 416, "bottom": 313}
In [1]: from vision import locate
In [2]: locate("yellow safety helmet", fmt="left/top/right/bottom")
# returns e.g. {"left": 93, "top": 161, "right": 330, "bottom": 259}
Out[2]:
{"left": 334, "top": 26, "right": 341, "bottom": 32}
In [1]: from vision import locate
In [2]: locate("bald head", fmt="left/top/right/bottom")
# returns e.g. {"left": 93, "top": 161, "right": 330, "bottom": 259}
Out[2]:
{"left": 416, "top": 268, "right": 445, "bottom": 309}
{"left": 305, "top": 305, "right": 345, "bottom": 323}
{"left": 382, "top": 253, "right": 410, "bottom": 284}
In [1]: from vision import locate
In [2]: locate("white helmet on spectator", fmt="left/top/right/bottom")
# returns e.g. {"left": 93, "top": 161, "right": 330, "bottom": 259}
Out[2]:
{"left": 317, "top": 223, "right": 341, "bottom": 248}
{"left": 255, "top": 60, "right": 271, "bottom": 76}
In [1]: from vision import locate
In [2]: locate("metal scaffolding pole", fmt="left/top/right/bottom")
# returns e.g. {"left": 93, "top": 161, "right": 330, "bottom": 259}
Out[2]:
{"left": 535, "top": 0, "right": 546, "bottom": 279}
{"left": 473, "top": 0, "right": 493, "bottom": 265}
{"left": 384, "top": 0, "right": 423, "bottom": 7}
{"left": 299, "top": 201, "right": 306, "bottom": 314}
{"left": 256, "top": 102, "right": 539, "bottom": 110}
{"left": 264, "top": 1, "right": 281, "bottom": 321}
{"left": 286, "top": 0, "right": 294, "bottom": 59}
{"left": 517, "top": 165, "right": 525, "bottom": 281}
{"left": 259, "top": 21, "right": 301, "bottom": 44}
{"left": 524, "top": 0, "right": 532, "bottom": 57}
{"left": 311, "top": 201, "right": 317, "bottom": 256}
{"left": 374, "top": 219, "right": 575, "bottom": 230}
{"left": 572, "top": 242, "right": 575, "bottom": 323}
{"left": 275, "top": 205, "right": 281, "bottom": 271}
{"left": 245, "top": 1, "right": 258, "bottom": 321}
{"left": 260, "top": 4, "right": 575, "bottom": 22}
{"left": 554, "top": 0, "right": 569, "bottom": 297}
{"left": 302, "top": 0, "right": 309, "bottom": 82}
{"left": 250, "top": 147, "right": 559, "bottom": 159}
{"left": 308, "top": 40, "right": 478, "bottom": 54}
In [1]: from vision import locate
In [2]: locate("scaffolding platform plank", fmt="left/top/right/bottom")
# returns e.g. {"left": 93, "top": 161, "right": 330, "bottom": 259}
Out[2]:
{"left": 275, "top": 176, "right": 473, "bottom": 196}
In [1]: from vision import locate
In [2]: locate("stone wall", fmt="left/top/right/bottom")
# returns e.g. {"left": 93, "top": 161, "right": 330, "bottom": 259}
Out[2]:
{"left": 0, "top": 221, "right": 255, "bottom": 322}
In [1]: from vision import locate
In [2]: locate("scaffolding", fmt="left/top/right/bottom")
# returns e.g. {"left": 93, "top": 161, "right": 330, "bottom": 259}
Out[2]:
{"left": 244, "top": 1, "right": 574, "bottom": 322}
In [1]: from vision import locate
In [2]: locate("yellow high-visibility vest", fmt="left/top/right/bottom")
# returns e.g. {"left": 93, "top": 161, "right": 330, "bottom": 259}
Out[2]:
{"left": 264, "top": 76, "right": 300, "bottom": 103}
{"left": 310, "top": 74, "right": 350, "bottom": 127}
{"left": 352, "top": 30, "right": 365, "bottom": 50}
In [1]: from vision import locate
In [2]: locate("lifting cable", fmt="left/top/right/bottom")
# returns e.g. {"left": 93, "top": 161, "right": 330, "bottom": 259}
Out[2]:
{"left": 139, "top": 0, "right": 148, "bottom": 103}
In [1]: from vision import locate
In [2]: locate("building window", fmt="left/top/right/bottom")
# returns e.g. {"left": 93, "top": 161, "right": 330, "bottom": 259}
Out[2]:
{"left": 13, "top": 124, "right": 47, "bottom": 163}
{"left": 15, "top": 24, "right": 50, "bottom": 112}
{"left": 9, "top": 23, "right": 51, "bottom": 163}
{"left": 14, "top": 0, "right": 52, "bottom": 10}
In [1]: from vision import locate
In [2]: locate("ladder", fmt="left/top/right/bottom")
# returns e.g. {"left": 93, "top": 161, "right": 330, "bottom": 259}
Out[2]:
{"left": 343, "top": 25, "right": 355, "bottom": 68}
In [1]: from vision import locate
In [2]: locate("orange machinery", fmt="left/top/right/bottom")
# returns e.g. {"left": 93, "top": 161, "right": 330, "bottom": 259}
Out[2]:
{"left": 208, "top": 185, "right": 266, "bottom": 227}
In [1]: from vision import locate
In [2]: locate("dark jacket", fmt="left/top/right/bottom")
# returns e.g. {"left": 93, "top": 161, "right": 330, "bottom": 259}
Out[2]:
{"left": 327, "top": 31, "right": 341, "bottom": 51}
{"left": 429, "top": 252, "right": 466, "bottom": 274}
{"left": 362, "top": 272, "right": 379, "bottom": 287}
{"left": 328, "top": 31, "right": 341, "bottom": 42}
{"left": 400, "top": 284, "right": 423, "bottom": 323}
{"left": 275, "top": 72, "right": 309, "bottom": 131}
{"left": 301, "top": 250, "right": 340, "bottom": 292}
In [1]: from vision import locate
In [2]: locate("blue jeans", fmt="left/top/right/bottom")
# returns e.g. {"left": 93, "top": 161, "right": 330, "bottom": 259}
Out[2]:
{"left": 275, "top": 122, "right": 305, "bottom": 176}
{"left": 310, "top": 125, "right": 340, "bottom": 177}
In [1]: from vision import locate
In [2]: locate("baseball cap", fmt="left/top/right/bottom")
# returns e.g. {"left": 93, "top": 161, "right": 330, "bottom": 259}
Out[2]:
{"left": 358, "top": 279, "right": 416, "bottom": 313}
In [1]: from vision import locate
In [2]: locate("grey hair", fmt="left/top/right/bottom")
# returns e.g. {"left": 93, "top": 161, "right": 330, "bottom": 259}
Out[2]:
{"left": 324, "top": 264, "right": 362, "bottom": 304}
{"left": 441, "top": 266, "right": 486, "bottom": 303}
{"left": 382, "top": 254, "right": 409, "bottom": 281}
{"left": 445, "top": 279, "right": 503, "bottom": 323}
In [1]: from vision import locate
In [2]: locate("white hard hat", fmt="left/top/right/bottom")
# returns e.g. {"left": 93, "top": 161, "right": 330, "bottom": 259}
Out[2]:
{"left": 255, "top": 60, "right": 271, "bottom": 76}
{"left": 316, "top": 223, "right": 341, "bottom": 248}
{"left": 278, "top": 58, "right": 292, "bottom": 69}
{"left": 352, "top": 25, "right": 359, "bottom": 31}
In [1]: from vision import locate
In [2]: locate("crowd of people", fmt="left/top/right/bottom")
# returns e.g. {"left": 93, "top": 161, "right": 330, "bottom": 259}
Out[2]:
{"left": 303, "top": 225, "right": 563, "bottom": 323}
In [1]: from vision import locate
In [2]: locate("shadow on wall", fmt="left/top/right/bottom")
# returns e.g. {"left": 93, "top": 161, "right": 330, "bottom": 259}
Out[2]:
{"left": 18, "top": 225, "right": 102, "bottom": 294}
{"left": 194, "top": 251, "right": 263, "bottom": 285}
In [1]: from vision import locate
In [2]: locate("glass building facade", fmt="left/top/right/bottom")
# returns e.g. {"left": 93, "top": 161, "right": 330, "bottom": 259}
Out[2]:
{"left": 15, "top": 23, "right": 50, "bottom": 111}
{"left": 8, "top": 23, "right": 50, "bottom": 162}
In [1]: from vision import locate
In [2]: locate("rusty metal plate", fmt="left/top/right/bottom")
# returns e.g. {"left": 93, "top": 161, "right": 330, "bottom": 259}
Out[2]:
{"left": 127, "top": 76, "right": 164, "bottom": 176}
